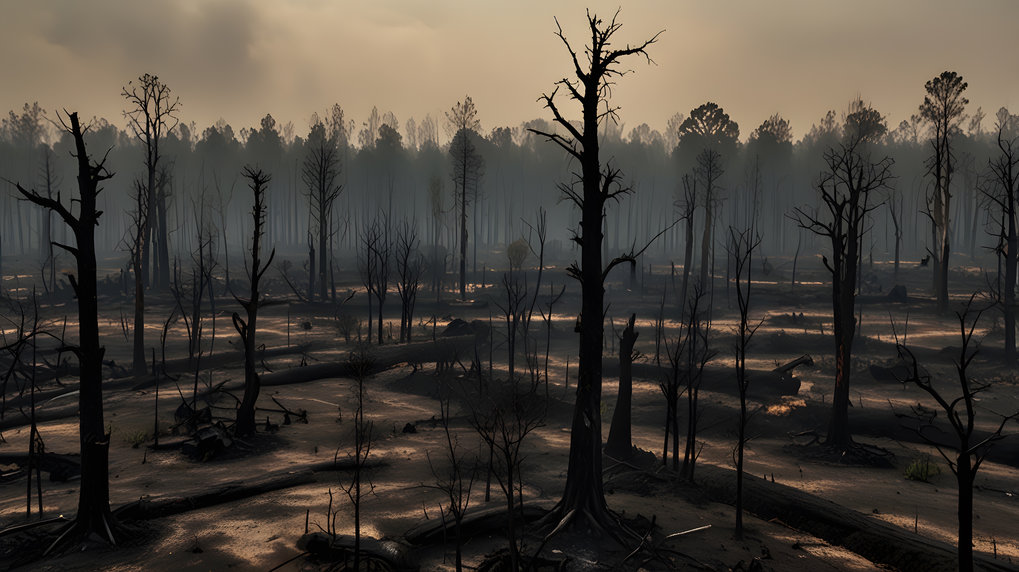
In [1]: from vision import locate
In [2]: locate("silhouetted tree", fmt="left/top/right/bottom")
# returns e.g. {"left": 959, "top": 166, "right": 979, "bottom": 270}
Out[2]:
{"left": 17, "top": 112, "right": 121, "bottom": 548}
{"left": 983, "top": 108, "right": 1019, "bottom": 365}
{"left": 122, "top": 73, "right": 180, "bottom": 289}
{"left": 919, "top": 71, "right": 968, "bottom": 314}
{"left": 302, "top": 121, "right": 343, "bottom": 301}
{"left": 446, "top": 96, "right": 483, "bottom": 299}
{"left": 395, "top": 219, "right": 423, "bottom": 342}
{"left": 792, "top": 107, "right": 894, "bottom": 452}
{"left": 128, "top": 178, "right": 151, "bottom": 376}
{"left": 233, "top": 167, "right": 275, "bottom": 436}
{"left": 529, "top": 9, "right": 660, "bottom": 534}
{"left": 897, "top": 297, "right": 1019, "bottom": 572}
{"left": 728, "top": 226, "right": 762, "bottom": 539}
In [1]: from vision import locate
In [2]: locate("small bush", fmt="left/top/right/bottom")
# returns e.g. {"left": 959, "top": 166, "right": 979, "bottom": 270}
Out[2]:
{"left": 122, "top": 429, "right": 150, "bottom": 449}
{"left": 905, "top": 455, "right": 941, "bottom": 482}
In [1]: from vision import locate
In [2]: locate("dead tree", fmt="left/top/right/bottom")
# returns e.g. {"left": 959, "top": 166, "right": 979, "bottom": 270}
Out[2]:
{"left": 395, "top": 220, "right": 423, "bottom": 343}
{"left": 528, "top": 9, "right": 661, "bottom": 534}
{"left": 446, "top": 97, "right": 484, "bottom": 300}
{"left": 233, "top": 166, "right": 275, "bottom": 436}
{"left": 605, "top": 314, "right": 638, "bottom": 460}
{"left": 728, "top": 226, "right": 763, "bottom": 539}
{"left": 696, "top": 149, "right": 724, "bottom": 292}
{"left": 357, "top": 220, "right": 380, "bottom": 344}
{"left": 679, "top": 288, "right": 713, "bottom": 479}
{"left": 897, "top": 297, "right": 1018, "bottom": 572}
{"left": 425, "top": 394, "right": 477, "bottom": 572}
{"left": 302, "top": 121, "right": 343, "bottom": 301}
{"left": 128, "top": 179, "right": 150, "bottom": 376}
{"left": 467, "top": 375, "right": 545, "bottom": 570}
{"left": 919, "top": 71, "right": 968, "bottom": 314}
{"left": 122, "top": 73, "right": 180, "bottom": 289}
{"left": 676, "top": 174, "right": 697, "bottom": 318}
{"left": 341, "top": 348, "right": 375, "bottom": 571}
{"left": 983, "top": 109, "right": 1019, "bottom": 365}
{"left": 792, "top": 127, "right": 893, "bottom": 452}
{"left": 17, "top": 111, "right": 122, "bottom": 548}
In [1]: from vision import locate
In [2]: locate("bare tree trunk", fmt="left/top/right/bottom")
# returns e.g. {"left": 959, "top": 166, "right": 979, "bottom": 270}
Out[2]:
{"left": 605, "top": 314, "right": 637, "bottom": 459}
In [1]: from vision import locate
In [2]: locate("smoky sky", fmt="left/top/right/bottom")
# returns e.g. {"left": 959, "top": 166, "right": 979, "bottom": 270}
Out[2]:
{"left": 2, "top": 0, "right": 1016, "bottom": 141}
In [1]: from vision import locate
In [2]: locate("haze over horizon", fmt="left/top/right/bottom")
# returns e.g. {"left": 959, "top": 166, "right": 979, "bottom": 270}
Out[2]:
{"left": 2, "top": 0, "right": 1016, "bottom": 143}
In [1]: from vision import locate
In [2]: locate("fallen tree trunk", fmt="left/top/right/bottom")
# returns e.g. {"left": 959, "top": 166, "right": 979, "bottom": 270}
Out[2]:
{"left": 257, "top": 336, "right": 475, "bottom": 388}
{"left": 114, "top": 458, "right": 383, "bottom": 521}
{"left": 694, "top": 463, "right": 1013, "bottom": 572}
{"left": 0, "top": 452, "right": 81, "bottom": 482}
{"left": 605, "top": 361, "right": 801, "bottom": 400}
{"left": 0, "top": 343, "right": 316, "bottom": 419}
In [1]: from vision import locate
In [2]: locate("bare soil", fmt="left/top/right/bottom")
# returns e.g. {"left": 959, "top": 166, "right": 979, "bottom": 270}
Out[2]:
{"left": 1, "top": 255, "right": 1018, "bottom": 570}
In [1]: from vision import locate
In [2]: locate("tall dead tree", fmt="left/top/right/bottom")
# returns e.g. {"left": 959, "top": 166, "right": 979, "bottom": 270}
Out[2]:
{"left": 984, "top": 108, "right": 1019, "bottom": 365}
{"left": 446, "top": 97, "right": 483, "bottom": 300}
{"left": 17, "top": 112, "right": 121, "bottom": 548}
{"left": 897, "top": 298, "right": 1018, "bottom": 572}
{"left": 129, "top": 179, "right": 150, "bottom": 376}
{"left": 122, "top": 73, "right": 180, "bottom": 289}
{"left": 792, "top": 122, "right": 893, "bottom": 452}
{"left": 302, "top": 121, "right": 343, "bottom": 301}
{"left": 529, "top": 9, "right": 661, "bottom": 534}
{"left": 233, "top": 167, "right": 275, "bottom": 436}
{"left": 919, "top": 71, "right": 967, "bottom": 314}
{"left": 728, "top": 226, "right": 762, "bottom": 539}
{"left": 695, "top": 149, "right": 723, "bottom": 291}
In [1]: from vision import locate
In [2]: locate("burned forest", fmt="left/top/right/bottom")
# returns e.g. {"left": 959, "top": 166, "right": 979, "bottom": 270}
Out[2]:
{"left": 2, "top": 4, "right": 1019, "bottom": 572}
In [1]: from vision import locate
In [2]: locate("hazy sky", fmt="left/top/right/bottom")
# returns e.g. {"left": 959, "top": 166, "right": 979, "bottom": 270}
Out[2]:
{"left": 2, "top": 0, "right": 1016, "bottom": 142}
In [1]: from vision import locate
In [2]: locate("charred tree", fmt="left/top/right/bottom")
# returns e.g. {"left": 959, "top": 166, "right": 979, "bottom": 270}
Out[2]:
{"left": 395, "top": 220, "right": 423, "bottom": 343}
{"left": 17, "top": 111, "right": 121, "bottom": 548}
{"left": 897, "top": 298, "right": 1019, "bottom": 572}
{"left": 984, "top": 109, "right": 1019, "bottom": 365}
{"left": 446, "top": 97, "right": 483, "bottom": 300}
{"left": 605, "top": 314, "right": 638, "bottom": 460}
{"left": 529, "top": 9, "right": 661, "bottom": 535}
{"left": 122, "top": 73, "right": 180, "bottom": 289}
{"left": 233, "top": 167, "right": 275, "bottom": 436}
{"left": 302, "top": 121, "right": 343, "bottom": 302}
{"left": 128, "top": 179, "right": 150, "bottom": 376}
{"left": 728, "top": 226, "right": 762, "bottom": 539}
{"left": 919, "top": 71, "right": 967, "bottom": 314}
{"left": 792, "top": 123, "right": 893, "bottom": 452}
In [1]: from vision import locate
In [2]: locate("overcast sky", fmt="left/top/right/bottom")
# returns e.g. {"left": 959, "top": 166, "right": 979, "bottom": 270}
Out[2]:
{"left": 2, "top": 0, "right": 1016, "bottom": 142}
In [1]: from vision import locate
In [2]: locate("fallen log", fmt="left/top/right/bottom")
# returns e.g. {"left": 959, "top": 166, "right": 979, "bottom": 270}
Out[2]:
{"left": 257, "top": 336, "right": 475, "bottom": 388}
{"left": 694, "top": 463, "right": 1013, "bottom": 572}
{"left": 0, "top": 452, "right": 80, "bottom": 482}
{"left": 605, "top": 361, "right": 802, "bottom": 399}
{"left": 113, "top": 458, "right": 382, "bottom": 521}
{"left": 298, "top": 533, "right": 417, "bottom": 571}
{"left": 403, "top": 501, "right": 550, "bottom": 546}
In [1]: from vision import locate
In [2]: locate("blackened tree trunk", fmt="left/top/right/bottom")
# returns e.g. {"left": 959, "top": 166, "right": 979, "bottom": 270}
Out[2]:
{"left": 130, "top": 181, "right": 149, "bottom": 376}
{"left": 605, "top": 314, "right": 637, "bottom": 460}
{"left": 122, "top": 74, "right": 179, "bottom": 290}
{"left": 986, "top": 116, "right": 1019, "bottom": 365}
{"left": 18, "top": 112, "right": 119, "bottom": 546}
{"left": 530, "top": 9, "right": 660, "bottom": 533}
{"left": 233, "top": 167, "right": 275, "bottom": 436}
{"left": 793, "top": 127, "right": 893, "bottom": 452}
{"left": 678, "top": 175, "right": 696, "bottom": 319}
{"left": 919, "top": 71, "right": 967, "bottom": 314}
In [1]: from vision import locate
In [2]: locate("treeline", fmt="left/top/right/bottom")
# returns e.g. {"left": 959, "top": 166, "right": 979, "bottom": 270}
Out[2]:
{"left": 1, "top": 84, "right": 1017, "bottom": 285}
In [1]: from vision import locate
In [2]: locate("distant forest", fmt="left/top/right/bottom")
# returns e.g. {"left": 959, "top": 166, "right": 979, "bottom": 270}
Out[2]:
{"left": 1, "top": 88, "right": 1017, "bottom": 281}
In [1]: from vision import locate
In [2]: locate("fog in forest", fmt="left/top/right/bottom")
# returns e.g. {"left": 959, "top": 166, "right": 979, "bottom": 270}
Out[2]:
{"left": 1, "top": 3, "right": 1018, "bottom": 571}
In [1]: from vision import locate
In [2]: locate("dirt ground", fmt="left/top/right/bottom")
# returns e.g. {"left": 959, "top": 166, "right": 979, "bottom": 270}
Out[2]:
{"left": 1, "top": 253, "right": 1018, "bottom": 570}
